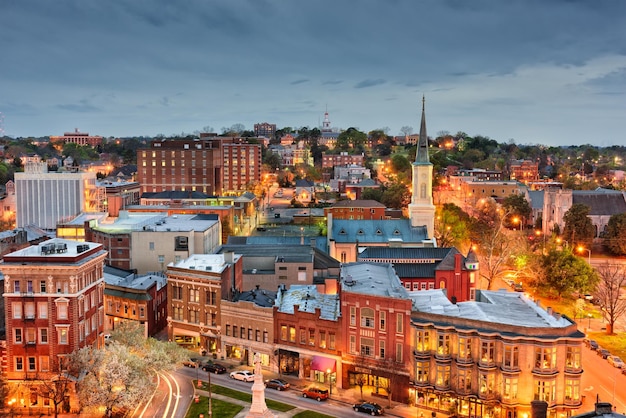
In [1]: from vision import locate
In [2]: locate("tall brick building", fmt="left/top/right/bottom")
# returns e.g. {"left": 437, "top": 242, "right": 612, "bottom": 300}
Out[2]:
{"left": 0, "top": 238, "right": 107, "bottom": 414}
{"left": 137, "top": 137, "right": 261, "bottom": 196}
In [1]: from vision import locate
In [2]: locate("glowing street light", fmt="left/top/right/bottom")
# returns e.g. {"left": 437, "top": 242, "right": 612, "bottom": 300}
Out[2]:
{"left": 577, "top": 246, "right": 591, "bottom": 264}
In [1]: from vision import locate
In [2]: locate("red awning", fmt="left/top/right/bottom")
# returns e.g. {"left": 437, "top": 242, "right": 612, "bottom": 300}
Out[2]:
{"left": 311, "top": 356, "right": 336, "bottom": 372}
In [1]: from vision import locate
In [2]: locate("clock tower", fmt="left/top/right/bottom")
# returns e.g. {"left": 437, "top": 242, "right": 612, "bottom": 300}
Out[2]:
{"left": 408, "top": 96, "right": 435, "bottom": 239}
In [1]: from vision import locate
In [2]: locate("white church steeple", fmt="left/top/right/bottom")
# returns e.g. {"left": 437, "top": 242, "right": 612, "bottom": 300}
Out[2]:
{"left": 408, "top": 96, "right": 435, "bottom": 239}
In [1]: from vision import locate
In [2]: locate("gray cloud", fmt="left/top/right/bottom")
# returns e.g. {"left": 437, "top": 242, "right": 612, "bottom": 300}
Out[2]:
{"left": 0, "top": 0, "right": 624, "bottom": 144}
{"left": 354, "top": 79, "right": 386, "bottom": 89}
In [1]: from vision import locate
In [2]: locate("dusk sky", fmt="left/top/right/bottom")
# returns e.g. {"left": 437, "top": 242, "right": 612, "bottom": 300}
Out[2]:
{"left": 1, "top": 0, "right": 625, "bottom": 146}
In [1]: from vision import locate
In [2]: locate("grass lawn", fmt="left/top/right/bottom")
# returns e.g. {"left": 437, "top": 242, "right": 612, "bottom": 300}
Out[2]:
{"left": 185, "top": 396, "right": 243, "bottom": 418}
{"left": 194, "top": 382, "right": 295, "bottom": 412}
{"left": 292, "top": 411, "right": 337, "bottom": 418}
{"left": 587, "top": 331, "right": 626, "bottom": 360}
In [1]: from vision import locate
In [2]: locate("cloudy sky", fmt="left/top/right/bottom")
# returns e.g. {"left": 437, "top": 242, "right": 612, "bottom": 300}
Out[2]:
{"left": 1, "top": 0, "right": 625, "bottom": 146}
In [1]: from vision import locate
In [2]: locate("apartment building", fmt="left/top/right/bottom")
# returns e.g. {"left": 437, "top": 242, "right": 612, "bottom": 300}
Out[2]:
{"left": 321, "top": 152, "right": 365, "bottom": 169}
{"left": 137, "top": 137, "right": 261, "bottom": 196}
{"left": 0, "top": 238, "right": 107, "bottom": 414}
{"left": 103, "top": 267, "right": 168, "bottom": 337}
{"left": 410, "top": 289, "right": 583, "bottom": 418}
{"left": 166, "top": 252, "right": 242, "bottom": 355}
{"left": 15, "top": 162, "right": 101, "bottom": 230}
{"left": 253, "top": 122, "right": 276, "bottom": 139}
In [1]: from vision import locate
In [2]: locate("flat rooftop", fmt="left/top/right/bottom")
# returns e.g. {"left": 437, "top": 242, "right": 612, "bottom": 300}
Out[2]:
{"left": 276, "top": 284, "right": 340, "bottom": 321}
{"left": 94, "top": 212, "right": 219, "bottom": 232}
{"left": 169, "top": 253, "right": 241, "bottom": 274}
{"left": 5, "top": 238, "right": 100, "bottom": 258}
{"left": 410, "top": 289, "right": 574, "bottom": 329}
{"left": 340, "top": 262, "right": 409, "bottom": 299}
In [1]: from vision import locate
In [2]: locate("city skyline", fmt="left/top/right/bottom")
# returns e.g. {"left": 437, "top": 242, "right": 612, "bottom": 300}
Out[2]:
{"left": 1, "top": 0, "right": 625, "bottom": 146}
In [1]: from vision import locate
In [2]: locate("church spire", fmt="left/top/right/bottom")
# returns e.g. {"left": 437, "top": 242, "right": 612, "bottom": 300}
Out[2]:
{"left": 415, "top": 95, "right": 429, "bottom": 164}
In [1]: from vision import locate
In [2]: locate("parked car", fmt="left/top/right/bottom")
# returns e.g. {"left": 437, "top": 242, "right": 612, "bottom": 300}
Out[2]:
{"left": 182, "top": 357, "right": 202, "bottom": 368}
{"left": 265, "top": 378, "right": 290, "bottom": 391}
{"left": 598, "top": 348, "right": 611, "bottom": 359}
{"left": 513, "top": 283, "right": 524, "bottom": 292}
{"left": 588, "top": 340, "right": 599, "bottom": 350}
{"left": 202, "top": 361, "right": 227, "bottom": 374}
{"left": 229, "top": 370, "right": 255, "bottom": 382}
{"left": 608, "top": 356, "right": 625, "bottom": 369}
{"left": 353, "top": 402, "right": 384, "bottom": 415}
{"left": 256, "top": 227, "right": 267, "bottom": 232}
{"left": 302, "top": 386, "right": 329, "bottom": 401}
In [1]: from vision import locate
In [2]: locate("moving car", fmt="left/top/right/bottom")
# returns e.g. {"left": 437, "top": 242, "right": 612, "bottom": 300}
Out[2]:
{"left": 265, "top": 378, "right": 290, "bottom": 391}
{"left": 229, "top": 370, "right": 255, "bottom": 382}
{"left": 202, "top": 361, "right": 227, "bottom": 374}
{"left": 353, "top": 402, "right": 385, "bottom": 415}
{"left": 182, "top": 357, "right": 202, "bottom": 368}
{"left": 302, "top": 386, "right": 329, "bottom": 401}
{"left": 608, "top": 356, "right": 625, "bottom": 369}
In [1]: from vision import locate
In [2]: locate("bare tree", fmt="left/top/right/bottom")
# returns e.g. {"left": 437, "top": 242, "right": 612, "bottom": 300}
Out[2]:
{"left": 377, "top": 356, "right": 409, "bottom": 408}
{"left": 34, "top": 362, "right": 75, "bottom": 418}
{"left": 472, "top": 200, "right": 516, "bottom": 290}
{"left": 400, "top": 126, "right": 413, "bottom": 137}
{"left": 594, "top": 264, "right": 626, "bottom": 334}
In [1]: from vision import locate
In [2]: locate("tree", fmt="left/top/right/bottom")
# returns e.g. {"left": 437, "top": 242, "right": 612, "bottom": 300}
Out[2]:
{"left": 536, "top": 247, "right": 598, "bottom": 299}
{"left": 381, "top": 183, "right": 410, "bottom": 209}
{"left": 594, "top": 264, "right": 626, "bottom": 334}
{"left": 399, "top": 126, "right": 413, "bottom": 137}
{"left": 562, "top": 204, "right": 595, "bottom": 248}
{"left": 263, "top": 153, "right": 281, "bottom": 171}
{"left": 603, "top": 213, "right": 626, "bottom": 255}
{"left": 471, "top": 199, "right": 517, "bottom": 290}
{"left": 389, "top": 154, "right": 411, "bottom": 173}
{"left": 69, "top": 322, "right": 188, "bottom": 416}
{"left": 376, "top": 356, "right": 408, "bottom": 407}
{"left": 335, "top": 128, "right": 367, "bottom": 152}
{"left": 502, "top": 194, "right": 532, "bottom": 229}
{"left": 435, "top": 203, "right": 471, "bottom": 249}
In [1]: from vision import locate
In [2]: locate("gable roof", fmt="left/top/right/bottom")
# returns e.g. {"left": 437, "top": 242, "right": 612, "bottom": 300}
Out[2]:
{"left": 572, "top": 191, "right": 626, "bottom": 216}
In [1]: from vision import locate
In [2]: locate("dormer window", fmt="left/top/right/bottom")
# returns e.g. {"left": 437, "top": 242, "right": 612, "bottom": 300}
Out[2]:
{"left": 357, "top": 229, "right": 364, "bottom": 235}
{"left": 393, "top": 229, "right": 401, "bottom": 235}
{"left": 339, "top": 228, "right": 347, "bottom": 235}
{"left": 376, "top": 229, "right": 383, "bottom": 235}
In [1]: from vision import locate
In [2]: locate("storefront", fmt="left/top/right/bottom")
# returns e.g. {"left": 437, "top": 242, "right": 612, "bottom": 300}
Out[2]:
{"left": 311, "top": 355, "right": 336, "bottom": 388}
{"left": 278, "top": 349, "right": 299, "bottom": 376}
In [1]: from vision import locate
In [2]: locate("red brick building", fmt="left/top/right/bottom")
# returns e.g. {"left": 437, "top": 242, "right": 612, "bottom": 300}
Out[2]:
{"left": 50, "top": 128, "right": 103, "bottom": 148}
{"left": 339, "top": 263, "right": 413, "bottom": 402}
{"left": 137, "top": 136, "right": 261, "bottom": 196}
{"left": 0, "top": 239, "right": 107, "bottom": 414}
{"left": 324, "top": 200, "right": 387, "bottom": 220}
{"left": 103, "top": 268, "right": 168, "bottom": 337}
{"left": 509, "top": 159, "right": 539, "bottom": 183}
{"left": 273, "top": 281, "right": 342, "bottom": 383}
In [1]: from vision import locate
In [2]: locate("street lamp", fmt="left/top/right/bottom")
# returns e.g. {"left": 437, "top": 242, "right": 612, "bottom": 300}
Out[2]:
{"left": 512, "top": 217, "right": 520, "bottom": 231}
{"left": 327, "top": 368, "right": 332, "bottom": 397}
{"left": 577, "top": 246, "right": 591, "bottom": 264}
{"left": 588, "top": 313, "right": 592, "bottom": 330}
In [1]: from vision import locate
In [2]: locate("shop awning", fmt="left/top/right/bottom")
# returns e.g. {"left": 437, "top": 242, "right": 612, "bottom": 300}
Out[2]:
{"left": 311, "top": 356, "right": 336, "bottom": 372}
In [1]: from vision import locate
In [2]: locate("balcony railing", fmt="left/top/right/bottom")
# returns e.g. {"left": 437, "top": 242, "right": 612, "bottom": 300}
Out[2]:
{"left": 564, "top": 397, "right": 582, "bottom": 407}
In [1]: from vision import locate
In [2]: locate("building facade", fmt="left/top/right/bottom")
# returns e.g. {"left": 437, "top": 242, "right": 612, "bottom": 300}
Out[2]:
{"left": 15, "top": 163, "right": 100, "bottom": 231}
{"left": 410, "top": 290, "right": 584, "bottom": 418}
{"left": 324, "top": 200, "right": 387, "bottom": 221}
{"left": 50, "top": 129, "right": 103, "bottom": 148}
{"left": 137, "top": 137, "right": 261, "bottom": 196}
{"left": 103, "top": 269, "right": 168, "bottom": 337}
{"left": 166, "top": 253, "right": 242, "bottom": 355}
{"left": 0, "top": 239, "right": 107, "bottom": 414}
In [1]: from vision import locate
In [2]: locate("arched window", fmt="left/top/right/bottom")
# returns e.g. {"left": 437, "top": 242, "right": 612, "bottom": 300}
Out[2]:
{"left": 439, "top": 280, "right": 446, "bottom": 289}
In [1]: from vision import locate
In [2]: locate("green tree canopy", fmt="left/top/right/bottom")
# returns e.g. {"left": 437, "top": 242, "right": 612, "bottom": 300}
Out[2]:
{"left": 390, "top": 154, "right": 411, "bottom": 173}
{"left": 562, "top": 203, "right": 595, "bottom": 248}
{"left": 435, "top": 203, "right": 471, "bottom": 249}
{"left": 502, "top": 194, "right": 532, "bottom": 228}
{"left": 381, "top": 183, "right": 410, "bottom": 209}
{"left": 604, "top": 212, "right": 626, "bottom": 255}
{"left": 335, "top": 127, "right": 367, "bottom": 152}
{"left": 536, "top": 247, "right": 599, "bottom": 299}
